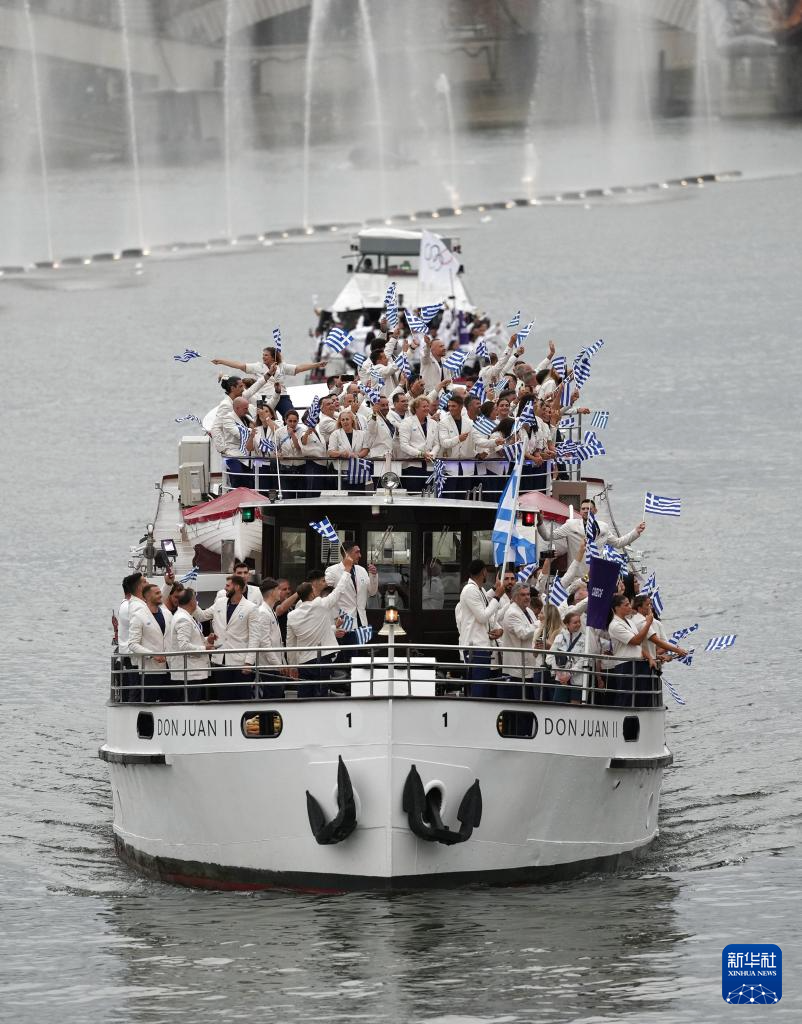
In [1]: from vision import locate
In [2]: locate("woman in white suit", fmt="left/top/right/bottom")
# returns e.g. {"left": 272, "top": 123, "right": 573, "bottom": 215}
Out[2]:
{"left": 274, "top": 408, "right": 306, "bottom": 497}
{"left": 169, "top": 588, "right": 216, "bottom": 702}
{"left": 327, "top": 409, "right": 370, "bottom": 491}
{"left": 399, "top": 395, "right": 439, "bottom": 493}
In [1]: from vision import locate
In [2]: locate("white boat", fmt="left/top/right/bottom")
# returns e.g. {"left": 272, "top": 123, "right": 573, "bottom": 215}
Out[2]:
{"left": 102, "top": 442, "right": 671, "bottom": 890}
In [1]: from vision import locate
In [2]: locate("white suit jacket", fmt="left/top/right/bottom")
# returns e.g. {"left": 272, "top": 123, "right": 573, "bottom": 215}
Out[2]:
{"left": 399, "top": 415, "right": 440, "bottom": 461}
{"left": 420, "top": 344, "right": 450, "bottom": 393}
{"left": 540, "top": 517, "right": 639, "bottom": 562}
{"left": 324, "top": 561, "right": 379, "bottom": 627}
{"left": 197, "top": 595, "right": 258, "bottom": 666}
{"left": 456, "top": 581, "right": 499, "bottom": 649}
{"left": 169, "top": 607, "right": 210, "bottom": 681}
{"left": 128, "top": 604, "right": 172, "bottom": 670}
{"left": 437, "top": 412, "right": 475, "bottom": 475}
{"left": 252, "top": 603, "right": 285, "bottom": 668}
{"left": 501, "top": 603, "right": 539, "bottom": 679}
{"left": 364, "top": 414, "right": 398, "bottom": 459}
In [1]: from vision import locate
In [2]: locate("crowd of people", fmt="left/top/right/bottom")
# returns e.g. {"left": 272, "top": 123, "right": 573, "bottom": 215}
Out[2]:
{"left": 205, "top": 310, "right": 592, "bottom": 497}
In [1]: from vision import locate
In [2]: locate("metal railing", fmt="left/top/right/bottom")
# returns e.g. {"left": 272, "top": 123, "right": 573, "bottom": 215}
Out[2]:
{"left": 111, "top": 643, "right": 664, "bottom": 709}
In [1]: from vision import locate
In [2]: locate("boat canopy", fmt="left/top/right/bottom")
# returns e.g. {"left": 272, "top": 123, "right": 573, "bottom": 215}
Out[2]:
{"left": 331, "top": 272, "right": 473, "bottom": 315}
{"left": 183, "top": 486, "right": 265, "bottom": 524}
{"left": 518, "top": 491, "right": 573, "bottom": 523}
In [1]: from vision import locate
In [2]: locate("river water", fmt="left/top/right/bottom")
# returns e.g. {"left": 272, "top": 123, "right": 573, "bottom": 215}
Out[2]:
{"left": 1, "top": 122, "right": 801, "bottom": 1022}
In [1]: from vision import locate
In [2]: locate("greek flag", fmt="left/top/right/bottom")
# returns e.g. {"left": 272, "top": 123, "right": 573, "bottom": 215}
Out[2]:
{"left": 547, "top": 575, "right": 569, "bottom": 607}
{"left": 384, "top": 281, "right": 396, "bottom": 309}
{"left": 369, "top": 367, "right": 385, "bottom": 386}
{"left": 404, "top": 309, "right": 427, "bottom": 334}
{"left": 325, "top": 327, "right": 354, "bottom": 354}
{"left": 518, "top": 400, "right": 536, "bottom": 426}
{"left": 394, "top": 352, "right": 412, "bottom": 378}
{"left": 438, "top": 390, "right": 452, "bottom": 411}
{"left": 272, "top": 326, "right": 282, "bottom": 352}
{"left": 237, "top": 423, "right": 250, "bottom": 455}
{"left": 644, "top": 492, "right": 682, "bottom": 517}
{"left": 676, "top": 649, "right": 695, "bottom": 666}
{"left": 355, "top": 624, "right": 374, "bottom": 644}
{"left": 639, "top": 570, "right": 657, "bottom": 596}
{"left": 501, "top": 442, "right": 523, "bottom": 463}
{"left": 582, "top": 430, "right": 606, "bottom": 456}
{"left": 516, "top": 562, "right": 536, "bottom": 583}
{"left": 473, "top": 414, "right": 497, "bottom": 437}
{"left": 506, "top": 310, "right": 521, "bottom": 329}
{"left": 351, "top": 352, "right": 366, "bottom": 368}
{"left": 590, "top": 410, "right": 609, "bottom": 429}
{"left": 704, "top": 634, "right": 737, "bottom": 652}
{"left": 442, "top": 349, "right": 467, "bottom": 376}
{"left": 173, "top": 348, "right": 202, "bottom": 363}
{"left": 585, "top": 509, "right": 598, "bottom": 546}
{"left": 346, "top": 457, "right": 373, "bottom": 486}
{"left": 338, "top": 610, "right": 355, "bottom": 633}
{"left": 468, "top": 379, "right": 485, "bottom": 401}
{"left": 258, "top": 435, "right": 276, "bottom": 456}
{"left": 420, "top": 303, "right": 443, "bottom": 324}
{"left": 573, "top": 356, "right": 591, "bottom": 389}
{"left": 178, "top": 566, "right": 199, "bottom": 584}
{"left": 386, "top": 303, "right": 399, "bottom": 330}
{"left": 491, "top": 460, "right": 536, "bottom": 566}
{"left": 581, "top": 338, "right": 605, "bottom": 359}
{"left": 651, "top": 587, "right": 665, "bottom": 616}
{"left": 306, "top": 395, "right": 321, "bottom": 427}
{"left": 602, "top": 544, "right": 627, "bottom": 566}
{"left": 475, "top": 338, "right": 489, "bottom": 360}
{"left": 551, "top": 355, "right": 567, "bottom": 379}
{"left": 175, "top": 413, "right": 203, "bottom": 426}
{"left": 515, "top": 319, "right": 535, "bottom": 344}
{"left": 558, "top": 415, "right": 576, "bottom": 430}
{"left": 309, "top": 516, "right": 339, "bottom": 543}
{"left": 359, "top": 382, "right": 383, "bottom": 405}
{"left": 560, "top": 380, "right": 573, "bottom": 407}
{"left": 669, "top": 623, "right": 699, "bottom": 645}
{"left": 585, "top": 540, "right": 601, "bottom": 563}
{"left": 663, "top": 677, "right": 687, "bottom": 706}
{"left": 425, "top": 458, "right": 446, "bottom": 497}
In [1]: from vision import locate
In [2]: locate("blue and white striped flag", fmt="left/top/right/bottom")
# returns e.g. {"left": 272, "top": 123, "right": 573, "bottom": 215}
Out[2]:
{"left": 515, "top": 319, "right": 535, "bottom": 344}
{"left": 369, "top": 367, "right": 385, "bottom": 386}
{"left": 573, "top": 356, "right": 591, "bottom": 389}
{"left": 346, "top": 457, "right": 373, "bottom": 486}
{"left": 501, "top": 442, "right": 523, "bottom": 463}
{"left": 338, "top": 610, "right": 355, "bottom": 634}
{"left": 175, "top": 413, "right": 203, "bottom": 426}
{"left": 645, "top": 492, "right": 682, "bottom": 517}
{"left": 675, "top": 649, "right": 695, "bottom": 666}
{"left": 639, "top": 570, "right": 657, "bottom": 596}
{"left": 355, "top": 624, "right": 374, "bottom": 644}
{"left": 404, "top": 309, "right": 427, "bottom": 334}
{"left": 442, "top": 349, "right": 467, "bottom": 376}
{"left": 475, "top": 338, "right": 489, "bottom": 360}
{"left": 602, "top": 544, "right": 626, "bottom": 566}
{"left": 178, "top": 566, "right": 199, "bottom": 584}
{"left": 506, "top": 310, "right": 521, "bottom": 329}
{"left": 394, "top": 352, "right": 412, "bottom": 378}
{"left": 585, "top": 509, "right": 598, "bottom": 546}
{"left": 582, "top": 430, "right": 606, "bottom": 456}
{"left": 438, "top": 390, "right": 452, "bottom": 411}
{"left": 585, "top": 540, "right": 601, "bottom": 563}
{"left": 516, "top": 562, "right": 536, "bottom": 583}
{"left": 325, "top": 327, "right": 354, "bottom": 354}
{"left": 237, "top": 423, "right": 250, "bottom": 455}
{"left": 468, "top": 379, "right": 485, "bottom": 401}
{"left": 351, "top": 351, "right": 366, "bottom": 368}
{"left": 590, "top": 410, "right": 609, "bottom": 429}
{"left": 272, "top": 326, "right": 282, "bottom": 352}
{"left": 560, "top": 380, "right": 573, "bottom": 407}
{"left": 491, "top": 461, "right": 537, "bottom": 566}
{"left": 384, "top": 281, "right": 396, "bottom": 310}
{"left": 651, "top": 587, "right": 665, "bottom": 617}
{"left": 704, "top": 634, "right": 737, "bottom": 652}
{"left": 473, "top": 414, "right": 497, "bottom": 437}
{"left": 518, "top": 400, "right": 536, "bottom": 426}
{"left": 663, "top": 676, "right": 687, "bottom": 706}
{"left": 669, "top": 623, "right": 699, "bottom": 645}
{"left": 425, "top": 458, "right": 446, "bottom": 497}
{"left": 551, "top": 355, "right": 567, "bottom": 379}
{"left": 547, "top": 575, "right": 569, "bottom": 607}
{"left": 359, "top": 382, "right": 383, "bottom": 405}
{"left": 558, "top": 415, "right": 576, "bottom": 430}
{"left": 173, "top": 348, "right": 202, "bottom": 363}
{"left": 306, "top": 394, "right": 321, "bottom": 427}
{"left": 581, "top": 338, "right": 605, "bottom": 359}
{"left": 309, "top": 516, "right": 339, "bottom": 543}
{"left": 386, "top": 302, "right": 399, "bottom": 330}
{"left": 258, "top": 435, "right": 276, "bottom": 456}
{"left": 420, "top": 302, "right": 443, "bottom": 324}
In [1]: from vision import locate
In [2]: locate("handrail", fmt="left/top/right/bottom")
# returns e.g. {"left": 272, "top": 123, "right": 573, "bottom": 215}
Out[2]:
{"left": 110, "top": 642, "right": 664, "bottom": 709}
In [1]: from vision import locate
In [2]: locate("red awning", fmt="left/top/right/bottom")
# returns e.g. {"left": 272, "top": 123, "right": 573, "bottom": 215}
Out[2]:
{"left": 518, "top": 491, "right": 572, "bottom": 523}
{"left": 182, "top": 487, "right": 264, "bottom": 525}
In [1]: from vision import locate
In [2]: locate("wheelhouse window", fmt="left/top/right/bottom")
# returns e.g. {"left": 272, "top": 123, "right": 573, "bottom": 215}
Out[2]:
{"left": 471, "top": 529, "right": 494, "bottom": 567}
{"left": 277, "top": 527, "right": 307, "bottom": 587}
{"left": 422, "top": 528, "right": 462, "bottom": 609}
{"left": 366, "top": 528, "right": 411, "bottom": 610}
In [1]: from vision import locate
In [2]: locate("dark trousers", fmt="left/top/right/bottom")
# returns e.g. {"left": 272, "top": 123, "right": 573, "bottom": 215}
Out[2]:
{"left": 444, "top": 470, "right": 465, "bottom": 498}
{"left": 521, "top": 464, "right": 547, "bottom": 493}
{"left": 305, "top": 460, "right": 331, "bottom": 496}
{"left": 257, "top": 669, "right": 286, "bottom": 700}
{"left": 464, "top": 648, "right": 493, "bottom": 697}
{"left": 143, "top": 672, "right": 173, "bottom": 703}
{"left": 274, "top": 393, "right": 294, "bottom": 419}
{"left": 211, "top": 666, "right": 256, "bottom": 701}
{"left": 297, "top": 654, "right": 338, "bottom": 698}
{"left": 402, "top": 464, "right": 429, "bottom": 494}
{"left": 281, "top": 465, "right": 307, "bottom": 499}
{"left": 224, "top": 458, "right": 254, "bottom": 490}
{"left": 607, "top": 662, "right": 637, "bottom": 707}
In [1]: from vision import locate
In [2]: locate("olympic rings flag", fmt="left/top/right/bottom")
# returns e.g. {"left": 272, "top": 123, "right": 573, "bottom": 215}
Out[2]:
{"left": 418, "top": 230, "right": 461, "bottom": 290}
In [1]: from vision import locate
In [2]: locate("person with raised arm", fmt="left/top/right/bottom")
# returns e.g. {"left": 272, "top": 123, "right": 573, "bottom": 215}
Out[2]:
{"left": 286, "top": 559, "right": 352, "bottom": 697}
{"left": 324, "top": 541, "right": 379, "bottom": 659}
{"left": 211, "top": 344, "right": 325, "bottom": 418}
{"left": 456, "top": 558, "right": 506, "bottom": 698}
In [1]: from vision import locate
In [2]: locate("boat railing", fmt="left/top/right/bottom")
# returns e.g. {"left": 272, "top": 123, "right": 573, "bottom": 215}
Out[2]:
{"left": 110, "top": 643, "right": 664, "bottom": 709}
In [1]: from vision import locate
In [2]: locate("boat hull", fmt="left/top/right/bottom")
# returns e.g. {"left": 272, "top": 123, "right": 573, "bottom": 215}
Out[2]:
{"left": 102, "top": 698, "right": 669, "bottom": 891}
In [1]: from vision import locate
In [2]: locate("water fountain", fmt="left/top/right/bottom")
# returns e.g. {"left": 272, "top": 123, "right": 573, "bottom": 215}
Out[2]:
{"left": 357, "top": 0, "right": 387, "bottom": 220}
{"left": 222, "top": 0, "right": 235, "bottom": 239}
{"left": 582, "top": 0, "right": 603, "bottom": 130}
{"left": 301, "top": 0, "right": 332, "bottom": 229}
{"left": 118, "top": 0, "right": 146, "bottom": 252}
{"left": 435, "top": 73, "right": 459, "bottom": 208}
{"left": 22, "top": 0, "right": 54, "bottom": 263}
{"left": 694, "top": 0, "right": 716, "bottom": 166}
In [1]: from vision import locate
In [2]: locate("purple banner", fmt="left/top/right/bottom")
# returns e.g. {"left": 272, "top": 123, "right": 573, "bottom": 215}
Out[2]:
{"left": 586, "top": 556, "right": 620, "bottom": 630}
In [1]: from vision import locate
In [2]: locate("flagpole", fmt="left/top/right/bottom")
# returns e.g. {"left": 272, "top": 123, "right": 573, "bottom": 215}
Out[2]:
{"left": 499, "top": 441, "right": 526, "bottom": 574}
{"left": 274, "top": 449, "right": 283, "bottom": 500}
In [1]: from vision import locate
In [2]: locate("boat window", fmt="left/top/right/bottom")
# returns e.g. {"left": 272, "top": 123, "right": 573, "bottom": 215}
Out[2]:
{"left": 241, "top": 712, "right": 283, "bottom": 739}
{"left": 496, "top": 710, "right": 538, "bottom": 739}
{"left": 422, "top": 529, "right": 462, "bottom": 609}
{"left": 471, "top": 529, "right": 495, "bottom": 567}
{"left": 366, "top": 528, "right": 411, "bottom": 610}
{"left": 277, "top": 527, "right": 307, "bottom": 587}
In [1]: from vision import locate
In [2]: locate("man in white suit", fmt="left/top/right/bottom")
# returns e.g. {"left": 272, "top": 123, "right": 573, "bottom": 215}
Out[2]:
{"left": 437, "top": 393, "right": 476, "bottom": 497}
{"left": 169, "top": 588, "right": 216, "bottom": 702}
{"left": 324, "top": 542, "right": 379, "bottom": 659}
{"left": 539, "top": 497, "right": 645, "bottom": 562}
{"left": 128, "top": 583, "right": 172, "bottom": 702}
{"left": 215, "top": 560, "right": 261, "bottom": 605}
{"left": 456, "top": 558, "right": 505, "bottom": 698}
{"left": 399, "top": 395, "right": 440, "bottom": 493}
{"left": 500, "top": 583, "right": 540, "bottom": 696}
{"left": 364, "top": 394, "right": 400, "bottom": 476}
{"left": 195, "top": 575, "right": 259, "bottom": 700}
{"left": 252, "top": 577, "right": 291, "bottom": 698}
